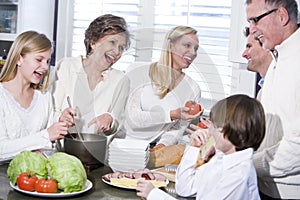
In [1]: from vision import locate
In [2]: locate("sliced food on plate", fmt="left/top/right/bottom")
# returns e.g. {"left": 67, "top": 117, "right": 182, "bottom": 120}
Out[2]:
{"left": 102, "top": 168, "right": 168, "bottom": 189}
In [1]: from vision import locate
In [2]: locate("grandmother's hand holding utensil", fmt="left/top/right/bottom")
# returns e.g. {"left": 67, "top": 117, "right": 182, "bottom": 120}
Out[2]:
{"left": 88, "top": 113, "right": 113, "bottom": 133}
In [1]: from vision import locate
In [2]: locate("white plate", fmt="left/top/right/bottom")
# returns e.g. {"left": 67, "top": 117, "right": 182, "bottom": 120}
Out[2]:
{"left": 10, "top": 179, "right": 93, "bottom": 198}
{"left": 109, "top": 147, "right": 150, "bottom": 153}
{"left": 108, "top": 152, "right": 149, "bottom": 160}
{"left": 109, "top": 156, "right": 149, "bottom": 166}
{"left": 109, "top": 155, "right": 149, "bottom": 162}
{"left": 108, "top": 160, "right": 148, "bottom": 167}
{"left": 110, "top": 139, "right": 150, "bottom": 151}
{"left": 109, "top": 164, "right": 146, "bottom": 172}
{"left": 102, "top": 176, "right": 168, "bottom": 190}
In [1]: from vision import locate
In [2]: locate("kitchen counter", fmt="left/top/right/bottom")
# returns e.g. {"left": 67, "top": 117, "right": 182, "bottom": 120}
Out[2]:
{"left": 0, "top": 163, "right": 193, "bottom": 200}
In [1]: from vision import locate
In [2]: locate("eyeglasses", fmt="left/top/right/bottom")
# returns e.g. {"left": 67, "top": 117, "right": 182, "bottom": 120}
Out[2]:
{"left": 248, "top": 8, "right": 278, "bottom": 24}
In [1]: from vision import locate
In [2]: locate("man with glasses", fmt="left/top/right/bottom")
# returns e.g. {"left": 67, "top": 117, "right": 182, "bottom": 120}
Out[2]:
{"left": 246, "top": 0, "right": 300, "bottom": 199}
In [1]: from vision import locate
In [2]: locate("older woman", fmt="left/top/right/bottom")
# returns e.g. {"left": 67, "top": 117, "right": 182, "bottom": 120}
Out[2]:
{"left": 52, "top": 14, "right": 131, "bottom": 140}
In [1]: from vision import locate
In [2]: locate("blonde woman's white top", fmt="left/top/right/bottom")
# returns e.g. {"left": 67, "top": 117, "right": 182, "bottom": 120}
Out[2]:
{"left": 124, "top": 67, "right": 201, "bottom": 146}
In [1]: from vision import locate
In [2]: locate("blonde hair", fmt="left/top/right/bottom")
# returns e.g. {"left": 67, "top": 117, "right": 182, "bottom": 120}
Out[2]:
{"left": 0, "top": 31, "right": 52, "bottom": 92}
{"left": 149, "top": 26, "right": 197, "bottom": 99}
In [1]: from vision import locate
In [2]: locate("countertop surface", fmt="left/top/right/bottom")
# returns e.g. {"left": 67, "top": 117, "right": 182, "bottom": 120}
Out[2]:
{"left": 0, "top": 163, "right": 193, "bottom": 200}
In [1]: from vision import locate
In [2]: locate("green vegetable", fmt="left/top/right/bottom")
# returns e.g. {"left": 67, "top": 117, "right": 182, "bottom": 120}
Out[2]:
{"left": 47, "top": 152, "right": 87, "bottom": 193}
{"left": 7, "top": 151, "right": 48, "bottom": 185}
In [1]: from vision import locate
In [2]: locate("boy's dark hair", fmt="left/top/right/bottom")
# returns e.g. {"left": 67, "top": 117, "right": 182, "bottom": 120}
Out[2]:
{"left": 210, "top": 94, "right": 265, "bottom": 151}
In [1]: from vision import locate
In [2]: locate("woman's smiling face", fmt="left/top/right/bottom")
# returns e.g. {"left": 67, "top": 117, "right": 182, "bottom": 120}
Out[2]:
{"left": 90, "top": 33, "right": 127, "bottom": 70}
{"left": 170, "top": 33, "right": 199, "bottom": 71}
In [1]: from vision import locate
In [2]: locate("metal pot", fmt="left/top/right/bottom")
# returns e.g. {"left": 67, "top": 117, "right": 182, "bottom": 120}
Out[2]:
{"left": 63, "top": 133, "right": 107, "bottom": 165}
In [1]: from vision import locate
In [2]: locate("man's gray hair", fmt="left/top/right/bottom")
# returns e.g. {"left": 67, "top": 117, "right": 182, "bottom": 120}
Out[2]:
{"left": 245, "top": 0, "right": 298, "bottom": 23}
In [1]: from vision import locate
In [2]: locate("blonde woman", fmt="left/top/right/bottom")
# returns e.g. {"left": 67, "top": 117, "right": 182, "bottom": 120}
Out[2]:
{"left": 0, "top": 31, "right": 69, "bottom": 162}
{"left": 124, "top": 26, "right": 202, "bottom": 147}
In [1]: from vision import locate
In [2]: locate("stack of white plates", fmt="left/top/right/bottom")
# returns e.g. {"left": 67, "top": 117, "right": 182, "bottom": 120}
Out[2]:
{"left": 108, "top": 139, "right": 150, "bottom": 172}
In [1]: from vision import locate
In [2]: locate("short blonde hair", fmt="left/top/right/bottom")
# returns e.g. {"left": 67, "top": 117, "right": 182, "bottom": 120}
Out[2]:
{"left": 0, "top": 31, "right": 52, "bottom": 92}
{"left": 149, "top": 26, "right": 198, "bottom": 98}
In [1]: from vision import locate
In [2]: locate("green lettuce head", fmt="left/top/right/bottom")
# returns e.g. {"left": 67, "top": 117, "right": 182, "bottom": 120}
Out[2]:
{"left": 47, "top": 152, "right": 87, "bottom": 193}
{"left": 7, "top": 151, "right": 48, "bottom": 185}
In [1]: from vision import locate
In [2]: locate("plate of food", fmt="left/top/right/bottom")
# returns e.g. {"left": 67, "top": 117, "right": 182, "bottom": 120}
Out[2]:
{"left": 10, "top": 179, "right": 93, "bottom": 198}
{"left": 102, "top": 169, "right": 168, "bottom": 190}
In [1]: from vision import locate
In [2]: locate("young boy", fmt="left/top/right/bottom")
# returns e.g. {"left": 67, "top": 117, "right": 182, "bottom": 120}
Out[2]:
{"left": 136, "top": 94, "right": 265, "bottom": 200}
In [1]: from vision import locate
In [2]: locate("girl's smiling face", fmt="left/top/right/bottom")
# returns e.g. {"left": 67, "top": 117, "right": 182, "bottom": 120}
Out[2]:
{"left": 170, "top": 33, "right": 199, "bottom": 71}
{"left": 17, "top": 49, "right": 51, "bottom": 85}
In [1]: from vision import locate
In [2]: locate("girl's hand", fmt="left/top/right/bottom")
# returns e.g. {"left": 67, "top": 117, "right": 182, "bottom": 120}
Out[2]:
{"left": 88, "top": 113, "right": 113, "bottom": 133}
{"left": 136, "top": 179, "right": 155, "bottom": 199}
{"left": 47, "top": 122, "right": 69, "bottom": 142}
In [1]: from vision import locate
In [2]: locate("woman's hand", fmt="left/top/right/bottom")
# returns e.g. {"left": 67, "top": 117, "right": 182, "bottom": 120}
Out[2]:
{"left": 88, "top": 113, "right": 113, "bottom": 133}
{"left": 136, "top": 179, "right": 155, "bottom": 199}
{"left": 170, "top": 107, "right": 203, "bottom": 121}
{"left": 47, "top": 122, "right": 69, "bottom": 142}
{"left": 58, "top": 108, "right": 76, "bottom": 127}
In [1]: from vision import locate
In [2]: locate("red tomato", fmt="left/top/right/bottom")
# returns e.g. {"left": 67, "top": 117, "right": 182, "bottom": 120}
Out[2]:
{"left": 17, "top": 172, "right": 38, "bottom": 192}
{"left": 35, "top": 179, "right": 58, "bottom": 193}
{"left": 185, "top": 101, "right": 202, "bottom": 115}
{"left": 197, "top": 122, "right": 208, "bottom": 129}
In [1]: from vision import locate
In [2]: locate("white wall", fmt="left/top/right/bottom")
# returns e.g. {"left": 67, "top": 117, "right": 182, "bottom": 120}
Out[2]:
{"left": 228, "top": 0, "right": 256, "bottom": 97}
{"left": 19, "top": 0, "right": 55, "bottom": 40}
